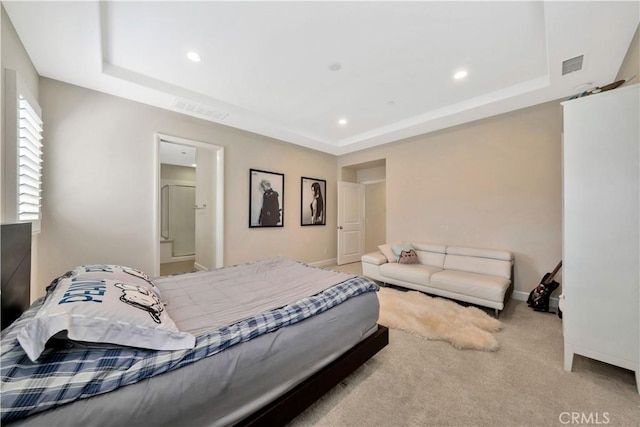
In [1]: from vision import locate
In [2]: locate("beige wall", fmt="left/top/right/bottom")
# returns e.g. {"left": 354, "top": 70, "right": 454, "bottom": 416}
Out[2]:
{"left": 1, "top": 5, "right": 39, "bottom": 201}
{"left": 617, "top": 23, "right": 639, "bottom": 86}
{"left": 4, "top": 8, "right": 636, "bottom": 301}
{"left": 365, "top": 182, "right": 386, "bottom": 253}
{"left": 1, "top": 5, "right": 41, "bottom": 299}
{"left": 339, "top": 101, "right": 563, "bottom": 295}
{"left": 35, "top": 78, "right": 337, "bottom": 298}
{"left": 0, "top": 6, "right": 38, "bottom": 114}
{"left": 161, "top": 164, "right": 196, "bottom": 183}
{"left": 1, "top": 7, "right": 3, "bottom": 221}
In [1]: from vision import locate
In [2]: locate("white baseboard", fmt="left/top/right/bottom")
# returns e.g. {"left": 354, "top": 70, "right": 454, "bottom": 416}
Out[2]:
{"left": 512, "top": 290, "right": 559, "bottom": 309}
{"left": 307, "top": 258, "right": 338, "bottom": 267}
{"left": 166, "top": 255, "right": 195, "bottom": 263}
{"left": 194, "top": 262, "right": 208, "bottom": 271}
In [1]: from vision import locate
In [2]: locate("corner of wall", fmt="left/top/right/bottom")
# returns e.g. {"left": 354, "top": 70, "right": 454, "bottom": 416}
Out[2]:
{"left": 1, "top": 4, "right": 42, "bottom": 298}
{"left": 617, "top": 23, "right": 640, "bottom": 85}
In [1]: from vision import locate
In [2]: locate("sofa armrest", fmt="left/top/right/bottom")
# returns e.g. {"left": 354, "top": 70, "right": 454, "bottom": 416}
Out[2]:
{"left": 362, "top": 252, "right": 388, "bottom": 265}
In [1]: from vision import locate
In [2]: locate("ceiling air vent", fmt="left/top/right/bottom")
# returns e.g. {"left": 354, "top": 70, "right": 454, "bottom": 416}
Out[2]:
{"left": 171, "top": 97, "right": 229, "bottom": 121}
{"left": 562, "top": 55, "right": 584, "bottom": 75}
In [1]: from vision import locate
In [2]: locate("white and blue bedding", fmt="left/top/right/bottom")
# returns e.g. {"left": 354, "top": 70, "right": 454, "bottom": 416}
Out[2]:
{"left": 1, "top": 258, "right": 379, "bottom": 424}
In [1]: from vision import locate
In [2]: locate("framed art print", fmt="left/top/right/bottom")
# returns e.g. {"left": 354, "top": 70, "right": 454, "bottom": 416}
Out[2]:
{"left": 301, "top": 177, "right": 326, "bottom": 226}
{"left": 249, "top": 169, "right": 284, "bottom": 228}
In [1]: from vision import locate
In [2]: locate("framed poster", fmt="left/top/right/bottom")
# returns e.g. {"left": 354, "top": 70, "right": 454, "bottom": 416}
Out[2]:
{"left": 249, "top": 169, "right": 284, "bottom": 228}
{"left": 301, "top": 177, "right": 326, "bottom": 226}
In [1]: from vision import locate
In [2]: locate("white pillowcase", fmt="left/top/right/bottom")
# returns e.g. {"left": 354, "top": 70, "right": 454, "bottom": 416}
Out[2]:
{"left": 392, "top": 243, "right": 414, "bottom": 258}
{"left": 18, "top": 274, "right": 195, "bottom": 362}
{"left": 71, "top": 264, "right": 162, "bottom": 299}
{"left": 378, "top": 243, "right": 399, "bottom": 263}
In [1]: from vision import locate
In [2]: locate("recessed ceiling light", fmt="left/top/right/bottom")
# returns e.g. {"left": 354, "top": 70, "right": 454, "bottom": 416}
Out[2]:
{"left": 329, "top": 63, "right": 342, "bottom": 71}
{"left": 187, "top": 51, "right": 201, "bottom": 62}
{"left": 453, "top": 70, "right": 468, "bottom": 80}
{"left": 338, "top": 118, "right": 348, "bottom": 125}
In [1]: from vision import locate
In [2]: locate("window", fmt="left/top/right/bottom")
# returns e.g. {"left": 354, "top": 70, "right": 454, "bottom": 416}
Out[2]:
{"left": 18, "top": 95, "right": 43, "bottom": 221}
{"left": 5, "top": 69, "right": 43, "bottom": 232}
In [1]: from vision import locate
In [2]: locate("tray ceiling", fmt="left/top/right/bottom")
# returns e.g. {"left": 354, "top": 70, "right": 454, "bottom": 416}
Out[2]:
{"left": 4, "top": 1, "right": 639, "bottom": 154}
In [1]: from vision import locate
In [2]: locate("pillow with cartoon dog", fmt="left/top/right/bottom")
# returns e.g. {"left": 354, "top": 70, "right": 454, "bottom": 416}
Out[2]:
{"left": 17, "top": 275, "right": 195, "bottom": 362}
{"left": 70, "top": 264, "right": 162, "bottom": 299}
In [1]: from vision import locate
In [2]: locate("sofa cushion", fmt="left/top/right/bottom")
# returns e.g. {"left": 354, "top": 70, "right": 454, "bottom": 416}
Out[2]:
{"left": 362, "top": 252, "right": 388, "bottom": 266}
{"left": 380, "top": 263, "right": 442, "bottom": 286}
{"left": 412, "top": 242, "right": 447, "bottom": 253}
{"left": 446, "top": 245, "right": 513, "bottom": 261}
{"left": 429, "top": 270, "right": 511, "bottom": 303}
{"left": 378, "top": 243, "right": 399, "bottom": 263}
{"left": 410, "top": 242, "right": 446, "bottom": 268}
{"left": 416, "top": 251, "right": 446, "bottom": 268}
{"left": 444, "top": 254, "right": 512, "bottom": 279}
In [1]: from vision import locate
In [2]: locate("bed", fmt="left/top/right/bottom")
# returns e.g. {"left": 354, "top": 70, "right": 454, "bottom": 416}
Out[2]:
{"left": 1, "top": 257, "right": 388, "bottom": 426}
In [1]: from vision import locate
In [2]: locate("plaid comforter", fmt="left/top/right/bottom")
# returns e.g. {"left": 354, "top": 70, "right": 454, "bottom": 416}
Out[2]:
{"left": 0, "top": 275, "right": 378, "bottom": 423}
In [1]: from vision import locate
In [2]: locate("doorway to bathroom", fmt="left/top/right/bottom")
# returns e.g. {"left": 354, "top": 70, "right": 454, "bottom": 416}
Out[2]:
{"left": 154, "top": 134, "right": 224, "bottom": 277}
{"left": 160, "top": 169, "right": 196, "bottom": 274}
{"left": 337, "top": 159, "right": 386, "bottom": 265}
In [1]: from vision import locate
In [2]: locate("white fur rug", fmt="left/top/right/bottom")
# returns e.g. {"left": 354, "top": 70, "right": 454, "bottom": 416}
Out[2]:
{"left": 377, "top": 287, "right": 503, "bottom": 351}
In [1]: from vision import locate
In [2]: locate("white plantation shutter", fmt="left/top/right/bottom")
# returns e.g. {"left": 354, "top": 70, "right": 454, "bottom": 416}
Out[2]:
{"left": 18, "top": 96, "right": 43, "bottom": 221}
{"left": 5, "top": 69, "right": 43, "bottom": 232}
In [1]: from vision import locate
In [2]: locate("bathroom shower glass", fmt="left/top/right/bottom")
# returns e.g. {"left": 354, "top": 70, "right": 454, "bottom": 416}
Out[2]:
{"left": 160, "top": 184, "right": 196, "bottom": 257}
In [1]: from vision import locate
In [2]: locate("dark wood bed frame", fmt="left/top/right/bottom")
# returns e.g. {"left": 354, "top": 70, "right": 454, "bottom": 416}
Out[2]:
{"left": 236, "top": 325, "right": 389, "bottom": 426}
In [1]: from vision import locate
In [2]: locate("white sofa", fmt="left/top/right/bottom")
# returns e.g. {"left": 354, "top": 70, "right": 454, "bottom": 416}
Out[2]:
{"left": 362, "top": 242, "right": 514, "bottom": 316}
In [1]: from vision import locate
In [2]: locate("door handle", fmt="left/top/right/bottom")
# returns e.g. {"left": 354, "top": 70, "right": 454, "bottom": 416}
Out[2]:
{"left": 338, "top": 226, "right": 343, "bottom": 230}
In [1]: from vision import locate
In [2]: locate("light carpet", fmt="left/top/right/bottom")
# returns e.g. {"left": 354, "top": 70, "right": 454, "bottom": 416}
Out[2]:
{"left": 377, "top": 287, "right": 502, "bottom": 351}
{"left": 290, "top": 263, "right": 639, "bottom": 426}
{"left": 290, "top": 299, "right": 639, "bottom": 427}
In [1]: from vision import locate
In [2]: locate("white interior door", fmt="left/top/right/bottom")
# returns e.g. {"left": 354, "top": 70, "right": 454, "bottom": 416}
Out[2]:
{"left": 337, "top": 181, "right": 365, "bottom": 265}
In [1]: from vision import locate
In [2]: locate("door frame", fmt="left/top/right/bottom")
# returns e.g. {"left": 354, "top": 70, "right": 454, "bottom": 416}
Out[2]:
{"left": 337, "top": 181, "right": 365, "bottom": 265}
{"left": 152, "top": 133, "right": 224, "bottom": 276}
{"left": 337, "top": 160, "right": 387, "bottom": 264}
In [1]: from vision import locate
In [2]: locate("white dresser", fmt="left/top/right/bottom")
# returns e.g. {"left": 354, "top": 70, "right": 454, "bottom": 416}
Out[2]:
{"left": 562, "top": 84, "right": 639, "bottom": 393}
